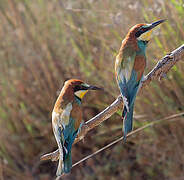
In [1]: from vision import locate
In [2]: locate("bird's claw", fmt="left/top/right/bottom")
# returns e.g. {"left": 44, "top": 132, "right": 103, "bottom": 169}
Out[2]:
{"left": 77, "top": 121, "right": 84, "bottom": 135}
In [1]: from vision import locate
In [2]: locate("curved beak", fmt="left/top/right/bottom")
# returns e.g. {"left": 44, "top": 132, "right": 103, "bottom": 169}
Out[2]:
{"left": 88, "top": 85, "right": 103, "bottom": 90}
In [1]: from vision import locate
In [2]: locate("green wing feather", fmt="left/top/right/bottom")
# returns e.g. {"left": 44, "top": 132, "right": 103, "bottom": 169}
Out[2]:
{"left": 117, "top": 47, "right": 136, "bottom": 83}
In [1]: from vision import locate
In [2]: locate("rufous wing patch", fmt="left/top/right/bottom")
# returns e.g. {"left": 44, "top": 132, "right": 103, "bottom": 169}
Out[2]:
{"left": 133, "top": 55, "right": 146, "bottom": 81}
{"left": 70, "top": 103, "right": 82, "bottom": 131}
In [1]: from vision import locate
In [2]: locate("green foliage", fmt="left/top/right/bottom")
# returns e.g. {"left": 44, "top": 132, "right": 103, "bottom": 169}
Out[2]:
{"left": 0, "top": 0, "right": 183, "bottom": 179}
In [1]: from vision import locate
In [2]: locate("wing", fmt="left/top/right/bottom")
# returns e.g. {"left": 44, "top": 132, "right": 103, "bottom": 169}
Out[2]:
{"left": 115, "top": 47, "right": 136, "bottom": 110}
{"left": 53, "top": 102, "right": 83, "bottom": 150}
{"left": 52, "top": 103, "right": 73, "bottom": 176}
{"left": 52, "top": 102, "right": 73, "bottom": 149}
{"left": 115, "top": 47, "right": 136, "bottom": 83}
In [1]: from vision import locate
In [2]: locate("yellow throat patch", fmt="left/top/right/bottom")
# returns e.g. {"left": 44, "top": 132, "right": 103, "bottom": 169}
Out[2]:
{"left": 75, "top": 90, "right": 88, "bottom": 99}
{"left": 138, "top": 29, "right": 153, "bottom": 41}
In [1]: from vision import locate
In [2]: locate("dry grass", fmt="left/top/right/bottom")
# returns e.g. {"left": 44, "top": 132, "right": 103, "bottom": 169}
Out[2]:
{"left": 0, "top": 0, "right": 184, "bottom": 179}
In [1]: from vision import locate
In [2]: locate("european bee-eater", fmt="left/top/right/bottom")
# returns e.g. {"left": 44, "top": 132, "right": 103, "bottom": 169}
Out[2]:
{"left": 52, "top": 79, "right": 101, "bottom": 176}
{"left": 115, "top": 20, "right": 165, "bottom": 140}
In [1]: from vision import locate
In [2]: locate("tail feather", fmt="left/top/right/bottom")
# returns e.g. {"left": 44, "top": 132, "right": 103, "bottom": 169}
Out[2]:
{"left": 56, "top": 142, "right": 64, "bottom": 176}
{"left": 63, "top": 151, "right": 72, "bottom": 173}
{"left": 122, "top": 104, "right": 134, "bottom": 141}
{"left": 56, "top": 148, "right": 72, "bottom": 176}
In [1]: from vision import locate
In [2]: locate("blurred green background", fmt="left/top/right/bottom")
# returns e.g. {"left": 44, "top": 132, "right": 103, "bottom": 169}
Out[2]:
{"left": 0, "top": 0, "right": 184, "bottom": 179}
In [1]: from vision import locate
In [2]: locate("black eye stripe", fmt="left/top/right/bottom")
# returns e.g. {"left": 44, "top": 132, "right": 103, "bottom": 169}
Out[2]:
{"left": 74, "top": 85, "right": 81, "bottom": 92}
{"left": 74, "top": 85, "right": 88, "bottom": 92}
{"left": 135, "top": 26, "right": 152, "bottom": 38}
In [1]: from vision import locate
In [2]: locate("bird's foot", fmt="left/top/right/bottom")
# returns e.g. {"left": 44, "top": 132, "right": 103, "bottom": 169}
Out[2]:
{"left": 77, "top": 123, "right": 88, "bottom": 141}
{"left": 136, "top": 75, "right": 146, "bottom": 92}
{"left": 139, "top": 75, "right": 147, "bottom": 89}
{"left": 142, "top": 75, "right": 147, "bottom": 82}
{"left": 77, "top": 121, "right": 84, "bottom": 135}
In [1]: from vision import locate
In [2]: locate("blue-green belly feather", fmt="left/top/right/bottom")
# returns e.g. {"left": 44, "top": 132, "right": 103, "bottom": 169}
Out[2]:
{"left": 61, "top": 117, "right": 78, "bottom": 173}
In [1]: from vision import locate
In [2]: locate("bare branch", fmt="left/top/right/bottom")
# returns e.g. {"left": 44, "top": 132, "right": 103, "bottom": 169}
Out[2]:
{"left": 40, "top": 44, "right": 184, "bottom": 162}
{"left": 142, "top": 44, "right": 184, "bottom": 86}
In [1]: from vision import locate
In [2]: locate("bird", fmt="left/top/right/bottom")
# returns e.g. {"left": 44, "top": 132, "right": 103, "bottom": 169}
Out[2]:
{"left": 115, "top": 20, "right": 165, "bottom": 140}
{"left": 52, "top": 79, "right": 102, "bottom": 176}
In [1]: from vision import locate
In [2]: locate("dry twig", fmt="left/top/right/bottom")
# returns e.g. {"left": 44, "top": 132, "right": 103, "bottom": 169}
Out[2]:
{"left": 40, "top": 44, "right": 184, "bottom": 162}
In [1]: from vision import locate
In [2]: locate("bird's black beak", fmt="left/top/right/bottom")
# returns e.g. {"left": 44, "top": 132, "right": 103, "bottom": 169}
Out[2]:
{"left": 148, "top": 19, "right": 166, "bottom": 30}
{"left": 88, "top": 85, "right": 103, "bottom": 90}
